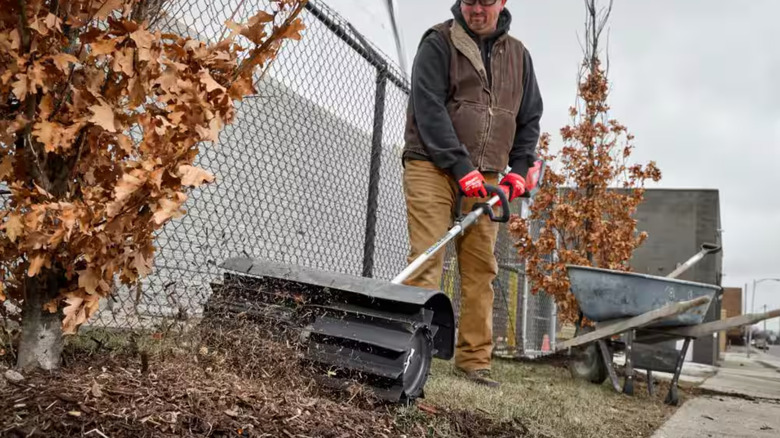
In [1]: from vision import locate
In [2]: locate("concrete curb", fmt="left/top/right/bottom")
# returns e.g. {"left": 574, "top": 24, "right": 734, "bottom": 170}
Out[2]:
{"left": 757, "top": 360, "right": 780, "bottom": 371}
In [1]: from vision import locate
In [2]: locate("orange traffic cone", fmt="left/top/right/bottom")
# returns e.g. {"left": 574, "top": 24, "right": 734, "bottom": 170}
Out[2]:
{"left": 541, "top": 334, "right": 551, "bottom": 353}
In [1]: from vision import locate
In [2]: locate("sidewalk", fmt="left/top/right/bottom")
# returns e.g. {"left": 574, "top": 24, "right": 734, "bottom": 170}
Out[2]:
{"left": 700, "top": 351, "right": 780, "bottom": 400}
{"left": 652, "top": 348, "right": 780, "bottom": 438}
{"left": 734, "top": 349, "right": 780, "bottom": 372}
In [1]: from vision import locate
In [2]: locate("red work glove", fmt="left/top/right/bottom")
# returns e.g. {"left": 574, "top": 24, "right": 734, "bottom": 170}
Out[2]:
{"left": 499, "top": 172, "right": 527, "bottom": 202}
{"left": 525, "top": 161, "right": 542, "bottom": 191}
{"left": 458, "top": 170, "right": 488, "bottom": 198}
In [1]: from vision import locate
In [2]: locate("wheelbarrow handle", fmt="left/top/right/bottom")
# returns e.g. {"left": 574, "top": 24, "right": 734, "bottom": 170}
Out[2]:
{"left": 701, "top": 243, "right": 722, "bottom": 254}
{"left": 667, "top": 242, "right": 722, "bottom": 279}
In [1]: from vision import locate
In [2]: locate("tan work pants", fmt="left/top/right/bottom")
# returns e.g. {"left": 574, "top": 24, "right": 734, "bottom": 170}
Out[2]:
{"left": 402, "top": 159, "right": 499, "bottom": 372}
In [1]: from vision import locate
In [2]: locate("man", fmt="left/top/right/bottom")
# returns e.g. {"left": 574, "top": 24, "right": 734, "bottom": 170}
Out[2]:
{"left": 401, "top": 0, "right": 543, "bottom": 387}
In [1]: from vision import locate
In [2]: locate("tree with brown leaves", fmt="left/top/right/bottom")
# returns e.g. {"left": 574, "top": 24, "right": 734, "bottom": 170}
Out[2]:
{"left": 0, "top": 0, "right": 307, "bottom": 370}
{"left": 508, "top": 0, "right": 662, "bottom": 324}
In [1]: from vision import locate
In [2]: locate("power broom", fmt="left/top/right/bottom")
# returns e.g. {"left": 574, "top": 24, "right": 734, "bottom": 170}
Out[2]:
{"left": 205, "top": 160, "right": 546, "bottom": 403}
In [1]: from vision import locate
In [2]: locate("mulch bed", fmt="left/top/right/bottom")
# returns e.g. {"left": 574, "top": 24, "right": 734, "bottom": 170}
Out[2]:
{"left": 0, "top": 322, "right": 530, "bottom": 438}
{"left": 511, "top": 350, "right": 572, "bottom": 369}
{"left": 3, "top": 355, "right": 397, "bottom": 437}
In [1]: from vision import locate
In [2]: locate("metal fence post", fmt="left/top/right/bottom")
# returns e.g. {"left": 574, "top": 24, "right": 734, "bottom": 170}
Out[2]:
{"left": 361, "top": 69, "right": 388, "bottom": 278}
{"left": 520, "top": 199, "right": 531, "bottom": 356}
{"left": 550, "top": 301, "right": 558, "bottom": 351}
{"left": 522, "top": 267, "right": 529, "bottom": 355}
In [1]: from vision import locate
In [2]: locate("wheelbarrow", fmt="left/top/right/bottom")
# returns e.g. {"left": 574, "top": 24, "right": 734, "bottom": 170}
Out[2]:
{"left": 557, "top": 244, "right": 780, "bottom": 405}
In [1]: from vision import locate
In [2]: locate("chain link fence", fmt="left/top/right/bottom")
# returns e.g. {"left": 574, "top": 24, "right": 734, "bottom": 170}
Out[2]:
{"left": 4, "top": 0, "right": 557, "bottom": 358}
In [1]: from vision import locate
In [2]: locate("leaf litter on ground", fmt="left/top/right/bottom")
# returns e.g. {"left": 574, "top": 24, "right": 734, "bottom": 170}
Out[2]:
{"left": 0, "top": 317, "right": 533, "bottom": 438}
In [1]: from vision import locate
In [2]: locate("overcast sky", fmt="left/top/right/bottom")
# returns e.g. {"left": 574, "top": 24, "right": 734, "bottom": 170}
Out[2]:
{"left": 324, "top": 0, "right": 780, "bottom": 330}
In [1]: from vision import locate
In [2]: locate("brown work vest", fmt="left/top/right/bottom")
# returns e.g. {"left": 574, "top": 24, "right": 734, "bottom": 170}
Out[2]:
{"left": 403, "top": 19, "right": 526, "bottom": 173}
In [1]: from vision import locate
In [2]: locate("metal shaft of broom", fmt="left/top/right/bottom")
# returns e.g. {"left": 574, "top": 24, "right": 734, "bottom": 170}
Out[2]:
{"left": 391, "top": 195, "right": 501, "bottom": 285}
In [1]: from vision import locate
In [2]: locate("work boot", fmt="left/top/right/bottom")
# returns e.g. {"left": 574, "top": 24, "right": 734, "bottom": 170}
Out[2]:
{"left": 457, "top": 368, "right": 501, "bottom": 388}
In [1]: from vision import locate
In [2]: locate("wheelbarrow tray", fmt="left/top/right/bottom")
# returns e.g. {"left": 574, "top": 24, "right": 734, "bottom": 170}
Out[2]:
{"left": 566, "top": 265, "right": 720, "bottom": 327}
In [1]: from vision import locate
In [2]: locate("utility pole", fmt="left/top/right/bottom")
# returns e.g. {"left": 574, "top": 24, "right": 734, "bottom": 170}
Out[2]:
{"left": 764, "top": 304, "right": 768, "bottom": 332}
{"left": 744, "top": 282, "right": 748, "bottom": 347}
{"left": 748, "top": 277, "right": 780, "bottom": 358}
{"left": 748, "top": 280, "right": 755, "bottom": 358}
{"left": 383, "top": 0, "right": 408, "bottom": 77}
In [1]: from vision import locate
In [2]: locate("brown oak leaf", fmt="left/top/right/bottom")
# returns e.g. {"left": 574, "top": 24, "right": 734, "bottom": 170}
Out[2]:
{"left": 89, "top": 103, "right": 117, "bottom": 132}
{"left": 281, "top": 18, "right": 306, "bottom": 41}
{"left": 132, "top": 253, "right": 152, "bottom": 277}
{"left": 78, "top": 268, "right": 101, "bottom": 295}
{"left": 114, "top": 172, "right": 144, "bottom": 203}
{"left": 94, "top": 0, "right": 124, "bottom": 20}
{"left": 152, "top": 192, "right": 187, "bottom": 224}
{"left": 112, "top": 48, "right": 135, "bottom": 76}
{"left": 32, "top": 120, "right": 61, "bottom": 152}
{"left": 38, "top": 94, "right": 54, "bottom": 119}
{"left": 7, "top": 29, "right": 20, "bottom": 51}
{"left": 198, "top": 70, "right": 225, "bottom": 93}
{"left": 0, "top": 155, "right": 13, "bottom": 180}
{"left": 44, "top": 13, "right": 62, "bottom": 31}
{"left": 130, "top": 29, "right": 154, "bottom": 50}
{"left": 90, "top": 39, "right": 118, "bottom": 56}
{"left": 179, "top": 165, "right": 214, "bottom": 187}
{"left": 62, "top": 294, "right": 86, "bottom": 334}
{"left": 3, "top": 213, "right": 23, "bottom": 243}
{"left": 116, "top": 134, "right": 134, "bottom": 154}
{"left": 11, "top": 74, "right": 28, "bottom": 99}
{"left": 27, "top": 254, "right": 47, "bottom": 277}
{"left": 50, "top": 53, "right": 79, "bottom": 73}
{"left": 43, "top": 298, "right": 59, "bottom": 313}
{"left": 178, "top": 165, "right": 215, "bottom": 187}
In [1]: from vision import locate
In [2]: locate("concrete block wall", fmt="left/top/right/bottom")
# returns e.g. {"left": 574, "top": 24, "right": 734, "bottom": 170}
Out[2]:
{"left": 629, "top": 189, "right": 723, "bottom": 365}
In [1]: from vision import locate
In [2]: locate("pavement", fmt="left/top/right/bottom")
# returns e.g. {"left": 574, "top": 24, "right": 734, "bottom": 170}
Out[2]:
{"left": 614, "top": 353, "right": 718, "bottom": 384}
{"left": 699, "top": 349, "right": 780, "bottom": 400}
{"left": 652, "top": 397, "right": 780, "bottom": 438}
{"left": 652, "top": 346, "right": 780, "bottom": 438}
{"left": 766, "top": 344, "right": 780, "bottom": 359}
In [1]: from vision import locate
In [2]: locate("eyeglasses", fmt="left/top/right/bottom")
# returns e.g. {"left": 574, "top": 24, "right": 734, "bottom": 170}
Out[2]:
{"left": 461, "top": 0, "right": 499, "bottom": 6}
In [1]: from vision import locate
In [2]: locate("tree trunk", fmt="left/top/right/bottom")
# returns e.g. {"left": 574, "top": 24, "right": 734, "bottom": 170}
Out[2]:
{"left": 16, "top": 269, "right": 64, "bottom": 371}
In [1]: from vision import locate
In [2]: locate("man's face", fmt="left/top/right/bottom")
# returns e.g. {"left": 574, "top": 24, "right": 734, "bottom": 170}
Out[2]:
{"left": 460, "top": 0, "right": 507, "bottom": 37}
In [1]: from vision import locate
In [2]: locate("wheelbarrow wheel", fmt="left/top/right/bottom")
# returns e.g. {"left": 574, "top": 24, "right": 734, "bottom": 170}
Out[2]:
{"left": 568, "top": 326, "right": 609, "bottom": 385}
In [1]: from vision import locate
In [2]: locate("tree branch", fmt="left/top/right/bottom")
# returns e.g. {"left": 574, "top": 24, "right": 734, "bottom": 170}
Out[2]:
{"left": 16, "top": 0, "right": 54, "bottom": 192}
{"left": 230, "top": 0, "right": 308, "bottom": 83}
{"left": 66, "top": 128, "right": 88, "bottom": 199}
{"left": 49, "top": 12, "right": 88, "bottom": 122}
{"left": 16, "top": 0, "right": 30, "bottom": 51}
{"left": 220, "top": 0, "right": 248, "bottom": 41}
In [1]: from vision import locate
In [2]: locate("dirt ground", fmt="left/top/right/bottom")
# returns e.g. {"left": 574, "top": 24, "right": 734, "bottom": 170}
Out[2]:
{"left": 1, "top": 322, "right": 531, "bottom": 437}
{"left": 0, "top": 322, "right": 693, "bottom": 437}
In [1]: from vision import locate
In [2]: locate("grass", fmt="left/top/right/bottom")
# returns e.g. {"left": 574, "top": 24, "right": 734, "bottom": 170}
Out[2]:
{"left": 421, "top": 357, "right": 683, "bottom": 438}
